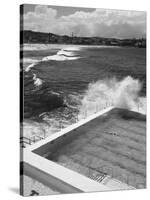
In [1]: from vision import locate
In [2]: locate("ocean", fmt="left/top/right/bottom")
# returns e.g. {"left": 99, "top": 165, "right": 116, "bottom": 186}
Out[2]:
{"left": 21, "top": 44, "right": 146, "bottom": 141}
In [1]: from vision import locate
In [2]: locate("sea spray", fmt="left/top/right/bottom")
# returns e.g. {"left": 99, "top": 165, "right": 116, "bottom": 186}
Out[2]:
{"left": 33, "top": 73, "right": 43, "bottom": 86}
{"left": 78, "top": 76, "right": 146, "bottom": 119}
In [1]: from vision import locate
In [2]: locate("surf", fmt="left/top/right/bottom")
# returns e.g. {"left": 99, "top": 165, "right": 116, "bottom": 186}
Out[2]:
{"left": 42, "top": 47, "right": 81, "bottom": 61}
{"left": 33, "top": 73, "right": 43, "bottom": 86}
{"left": 78, "top": 76, "right": 146, "bottom": 119}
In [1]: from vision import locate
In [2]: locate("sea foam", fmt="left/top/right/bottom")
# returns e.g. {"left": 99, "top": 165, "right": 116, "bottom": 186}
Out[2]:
{"left": 78, "top": 76, "right": 146, "bottom": 119}
{"left": 42, "top": 48, "right": 80, "bottom": 61}
{"left": 25, "top": 63, "right": 36, "bottom": 72}
{"left": 33, "top": 73, "right": 43, "bottom": 86}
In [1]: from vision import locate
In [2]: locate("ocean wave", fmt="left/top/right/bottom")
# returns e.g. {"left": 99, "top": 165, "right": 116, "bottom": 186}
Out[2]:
{"left": 24, "top": 46, "right": 81, "bottom": 72}
{"left": 78, "top": 76, "right": 146, "bottom": 119}
{"left": 42, "top": 48, "right": 81, "bottom": 61}
{"left": 25, "top": 63, "right": 36, "bottom": 72}
{"left": 42, "top": 54, "right": 80, "bottom": 61}
{"left": 57, "top": 50, "right": 74, "bottom": 56}
{"left": 33, "top": 73, "right": 43, "bottom": 86}
{"left": 22, "top": 57, "right": 39, "bottom": 72}
{"left": 24, "top": 89, "right": 66, "bottom": 119}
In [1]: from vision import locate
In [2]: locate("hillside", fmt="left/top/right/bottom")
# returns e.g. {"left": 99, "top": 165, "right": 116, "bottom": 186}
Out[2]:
{"left": 20, "top": 30, "right": 146, "bottom": 48}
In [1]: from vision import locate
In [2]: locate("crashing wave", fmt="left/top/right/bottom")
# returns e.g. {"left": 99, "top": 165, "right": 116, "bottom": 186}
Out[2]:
{"left": 42, "top": 48, "right": 80, "bottom": 61}
{"left": 33, "top": 73, "right": 43, "bottom": 86}
{"left": 42, "top": 54, "right": 80, "bottom": 61}
{"left": 25, "top": 63, "right": 36, "bottom": 72}
{"left": 78, "top": 76, "right": 146, "bottom": 119}
{"left": 24, "top": 47, "right": 81, "bottom": 72}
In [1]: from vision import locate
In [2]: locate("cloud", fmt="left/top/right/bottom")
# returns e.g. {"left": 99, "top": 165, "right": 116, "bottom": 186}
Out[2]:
{"left": 23, "top": 5, "right": 146, "bottom": 38}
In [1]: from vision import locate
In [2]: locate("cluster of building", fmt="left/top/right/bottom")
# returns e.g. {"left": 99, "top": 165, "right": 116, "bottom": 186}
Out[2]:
{"left": 21, "top": 30, "right": 146, "bottom": 48}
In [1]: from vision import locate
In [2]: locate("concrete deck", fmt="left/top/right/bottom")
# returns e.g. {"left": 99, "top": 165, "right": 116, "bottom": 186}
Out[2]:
{"left": 23, "top": 107, "right": 146, "bottom": 194}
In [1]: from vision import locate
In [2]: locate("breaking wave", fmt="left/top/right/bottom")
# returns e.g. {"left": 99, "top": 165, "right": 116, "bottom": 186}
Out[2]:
{"left": 42, "top": 54, "right": 80, "bottom": 61}
{"left": 78, "top": 76, "right": 146, "bottom": 119}
{"left": 25, "top": 63, "right": 36, "bottom": 72}
{"left": 25, "top": 46, "right": 81, "bottom": 72}
{"left": 42, "top": 48, "right": 80, "bottom": 61}
{"left": 24, "top": 46, "right": 81, "bottom": 91}
{"left": 33, "top": 73, "right": 43, "bottom": 86}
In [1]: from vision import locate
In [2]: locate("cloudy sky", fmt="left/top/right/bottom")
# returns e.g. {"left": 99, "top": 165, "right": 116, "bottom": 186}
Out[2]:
{"left": 22, "top": 4, "right": 146, "bottom": 39}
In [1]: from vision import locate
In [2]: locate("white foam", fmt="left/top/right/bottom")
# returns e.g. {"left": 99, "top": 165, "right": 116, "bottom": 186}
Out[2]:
{"left": 42, "top": 47, "right": 80, "bottom": 61}
{"left": 42, "top": 54, "right": 80, "bottom": 61}
{"left": 78, "top": 76, "right": 146, "bottom": 119}
{"left": 33, "top": 73, "right": 43, "bottom": 86}
{"left": 23, "top": 57, "right": 39, "bottom": 72}
{"left": 57, "top": 50, "right": 74, "bottom": 56}
{"left": 24, "top": 45, "right": 81, "bottom": 70}
{"left": 25, "top": 63, "right": 36, "bottom": 72}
